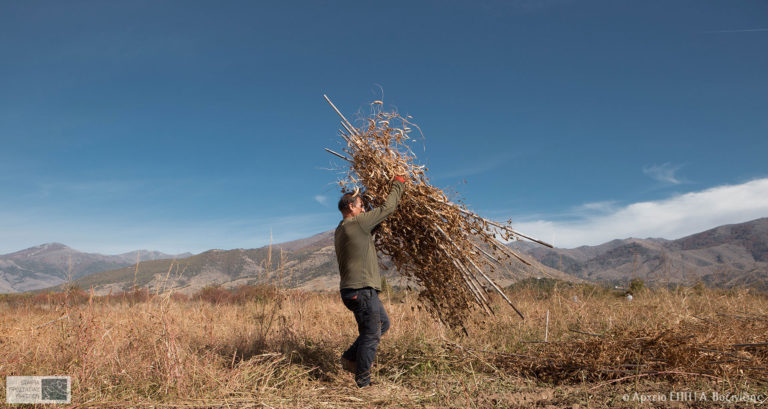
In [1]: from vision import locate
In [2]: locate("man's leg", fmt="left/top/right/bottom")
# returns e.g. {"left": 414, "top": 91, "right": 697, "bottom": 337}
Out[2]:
{"left": 342, "top": 339, "right": 359, "bottom": 363}
{"left": 345, "top": 292, "right": 388, "bottom": 365}
{"left": 340, "top": 289, "right": 362, "bottom": 365}
{"left": 378, "top": 292, "right": 390, "bottom": 336}
{"left": 354, "top": 288, "right": 381, "bottom": 387}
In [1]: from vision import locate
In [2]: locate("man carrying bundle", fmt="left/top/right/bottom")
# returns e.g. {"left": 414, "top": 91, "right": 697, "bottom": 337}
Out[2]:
{"left": 335, "top": 175, "right": 406, "bottom": 388}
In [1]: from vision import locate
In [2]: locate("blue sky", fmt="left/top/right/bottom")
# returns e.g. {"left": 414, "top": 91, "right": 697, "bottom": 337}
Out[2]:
{"left": 1, "top": 0, "right": 766, "bottom": 254}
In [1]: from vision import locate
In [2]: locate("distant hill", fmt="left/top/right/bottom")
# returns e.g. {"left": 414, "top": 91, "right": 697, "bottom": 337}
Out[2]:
{"left": 509, "top": 217, "right": 768, "bottom": 290}
{"left": 0, "top": 243, "right": 191, "bottom": 293}
{"left": 62, "top": 231, "right": 573, "bottom": 295}
{"left": 19, "top": 218, "right": 767, "bottom": 295}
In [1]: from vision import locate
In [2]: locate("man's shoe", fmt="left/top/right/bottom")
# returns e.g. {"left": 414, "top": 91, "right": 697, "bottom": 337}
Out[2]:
{"left": 340, "top": 357, "right": 356, "bottom": 374}
{"left": 356, "top": 378, "right": 373, "bottom": 388}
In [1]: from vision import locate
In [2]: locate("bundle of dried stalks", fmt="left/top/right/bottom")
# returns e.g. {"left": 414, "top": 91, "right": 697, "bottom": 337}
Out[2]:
{"left": 323, "top": 95, "right": 551, "bottom": 329}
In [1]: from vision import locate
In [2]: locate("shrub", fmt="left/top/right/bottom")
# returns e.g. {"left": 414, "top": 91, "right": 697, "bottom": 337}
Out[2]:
{"left": 193, "top": 284, "right": 231, "bottom": 304}
{"left": 628, "top": 278, "right": 645, "bottom": 294}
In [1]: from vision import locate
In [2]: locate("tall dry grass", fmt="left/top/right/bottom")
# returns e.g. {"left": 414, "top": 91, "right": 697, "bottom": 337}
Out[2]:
{"left": 1, "top": 283, "right": 767, "bottom": 408}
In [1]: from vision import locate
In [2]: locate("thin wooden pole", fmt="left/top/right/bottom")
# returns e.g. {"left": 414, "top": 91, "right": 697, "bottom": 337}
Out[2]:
{"left": 324, "top": 148, "right": 351, "bottom": 162}
{"left": 447, "top": 247, "right": 491, "bottom": 304}
{"left": 434, "top": 224, "right": 524, "bottom": 320}
{"left": 340, "top": 121, "right": 357, "bottom": 137}
{"left": 427, "top": 196, "right": 553, "bottom": 248}
{"left": 438, "top": 243, "right": 493, "bottom": 314}
{"left": 488, "top": 221, "right": 554, "bottom": 249}
{"left": 490, "top": 238, "right": 533, "bottom": 266}
{"left": 471, "top": 242, "right": 502, "bottom": 264}
{"left": 323, "top": 94, "right": 359, "bottom": 136}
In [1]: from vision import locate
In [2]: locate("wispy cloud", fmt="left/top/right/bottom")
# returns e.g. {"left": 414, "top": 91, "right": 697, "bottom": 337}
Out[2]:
{"left": 642, "top": 163, "right": 684, "bottom": 185}
{"left": 509, "top": 178, "right": 768, "bottom": 248}
{"left": 575, "top": 200, "right": 617, "bottom": 213}
{"left": 314, "top": 195, "right": 329, "bottom": 206}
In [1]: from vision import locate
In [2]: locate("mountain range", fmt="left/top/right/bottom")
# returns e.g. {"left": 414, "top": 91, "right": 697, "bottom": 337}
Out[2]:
{"left": 58, "top": 231, "right": 570, "bottom": 295}
{"left": 509, "top": 217, "right": 768, "bottom": 290}
{"left": 3, "top": 218, "right": 766, "bottom": 294}
{"left": 0, "top": 244, "right": 191, "bottom": 293}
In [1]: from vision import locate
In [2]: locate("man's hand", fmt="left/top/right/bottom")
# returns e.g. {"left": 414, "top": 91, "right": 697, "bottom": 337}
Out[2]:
{"left": 394, "top": 175, "right": 406, "bottom": 183}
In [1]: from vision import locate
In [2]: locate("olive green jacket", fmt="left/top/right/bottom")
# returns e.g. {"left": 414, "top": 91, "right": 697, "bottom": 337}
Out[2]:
{"left": 334, "top": 181, "right": 405, "bottom": 290}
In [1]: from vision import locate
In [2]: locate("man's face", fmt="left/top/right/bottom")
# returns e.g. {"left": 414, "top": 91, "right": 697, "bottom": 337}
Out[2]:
{"left": 349, "top": 197, "right": 365, "bottom": 217}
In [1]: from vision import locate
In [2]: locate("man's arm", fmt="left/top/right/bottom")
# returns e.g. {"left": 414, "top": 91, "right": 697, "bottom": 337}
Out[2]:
{"left": 355, "top": 180, "right": 405, "bottom": 233}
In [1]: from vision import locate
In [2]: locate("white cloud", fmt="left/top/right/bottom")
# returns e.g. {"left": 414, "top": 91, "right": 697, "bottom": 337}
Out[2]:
{"left": 314, "top": 195, "right": 329, "bottom": 206}
{"left": 511, "top": 178, "right": 768, "bottom": 248}
{"left": 575, "top": 200, "right": 617, "bottom": 213}
{"left": 642, "top": 163, "right": 683, "bottom": 185}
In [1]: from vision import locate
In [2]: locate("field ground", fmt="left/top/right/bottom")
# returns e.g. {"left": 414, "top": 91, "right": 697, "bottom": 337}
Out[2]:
{"left": 1, "top": 282, "right": 767, "bottom": 408}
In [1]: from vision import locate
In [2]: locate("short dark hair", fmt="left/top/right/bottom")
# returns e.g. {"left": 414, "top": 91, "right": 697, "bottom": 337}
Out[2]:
{"left": 338, "top": 193, "right": 359, "bottom": 213}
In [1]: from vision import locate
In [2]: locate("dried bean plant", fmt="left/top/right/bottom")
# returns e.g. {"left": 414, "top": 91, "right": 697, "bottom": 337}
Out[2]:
{"left": 323, "top": 96, "right": 551, "bottom": 329}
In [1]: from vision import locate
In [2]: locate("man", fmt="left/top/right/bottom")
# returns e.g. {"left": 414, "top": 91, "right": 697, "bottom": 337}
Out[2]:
{"left": 335, "top": 175, "right": 406, "bottom": 388}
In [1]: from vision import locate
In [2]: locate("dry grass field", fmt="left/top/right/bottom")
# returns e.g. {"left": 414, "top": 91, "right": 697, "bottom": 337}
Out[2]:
{"left": 1, "top": 282, "right": 767, "bottom": 408}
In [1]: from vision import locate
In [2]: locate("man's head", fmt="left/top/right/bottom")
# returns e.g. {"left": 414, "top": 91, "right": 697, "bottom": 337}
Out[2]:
{"left": 338, "top": 192, "right": 365, "bottom": 218}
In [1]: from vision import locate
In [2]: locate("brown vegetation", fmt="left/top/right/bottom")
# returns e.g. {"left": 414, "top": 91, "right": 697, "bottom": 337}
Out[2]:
{"left": 1, "top": 283, "right": 766, "bottom": 408}
{"left": 325, "top": 97, "right": 548, "bottom": 329}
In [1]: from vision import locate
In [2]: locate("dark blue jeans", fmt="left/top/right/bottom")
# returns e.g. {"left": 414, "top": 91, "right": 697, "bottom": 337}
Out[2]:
{"left": 340, "top": 287, "right": 390, "bottom": 387}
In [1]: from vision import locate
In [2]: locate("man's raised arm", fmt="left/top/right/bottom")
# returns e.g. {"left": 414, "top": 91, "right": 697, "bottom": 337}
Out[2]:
{"left": 356, "top": 177, "right": 406, "bottom": 233}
